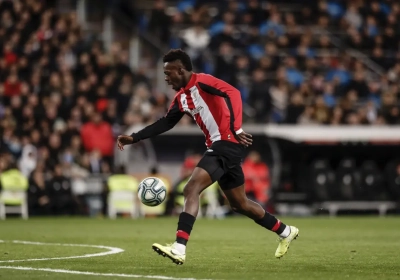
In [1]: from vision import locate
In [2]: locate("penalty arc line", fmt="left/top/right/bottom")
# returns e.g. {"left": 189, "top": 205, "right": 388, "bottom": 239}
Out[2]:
{"left": 0, "top": 240, "right": 215, "bottom": 280}
{"left": 0, "top": 240, "right": 124, "bottom": 263}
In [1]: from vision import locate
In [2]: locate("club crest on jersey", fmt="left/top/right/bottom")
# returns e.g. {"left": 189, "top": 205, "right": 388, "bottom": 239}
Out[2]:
{"left": 183, "top": 106, "right": 203, "bottom": 117}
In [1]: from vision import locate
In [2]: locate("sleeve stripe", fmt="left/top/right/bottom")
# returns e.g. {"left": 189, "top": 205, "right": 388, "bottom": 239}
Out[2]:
{"left": 198, "top": 82, "right": 227, "bottom": 97}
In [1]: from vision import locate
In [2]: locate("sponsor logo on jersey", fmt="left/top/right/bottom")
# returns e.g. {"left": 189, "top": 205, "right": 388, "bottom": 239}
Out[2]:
{"left": 183, "top": 106, "right": 203, "bottom": 117}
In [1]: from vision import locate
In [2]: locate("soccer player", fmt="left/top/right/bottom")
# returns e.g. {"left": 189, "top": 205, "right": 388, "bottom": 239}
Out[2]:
{"left": 117, "top": 49, "right": 299, "bottom": 265}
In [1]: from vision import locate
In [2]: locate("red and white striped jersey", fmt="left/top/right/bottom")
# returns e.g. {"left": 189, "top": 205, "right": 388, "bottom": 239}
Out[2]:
{"left": 132, "top": 73, "right": 243, "bottom": 148}
{"left": 166, "top": 73, "right": 243, "bottom": 147}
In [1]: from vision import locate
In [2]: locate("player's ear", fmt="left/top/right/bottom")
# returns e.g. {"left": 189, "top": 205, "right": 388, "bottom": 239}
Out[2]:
{"left": 178, "top": 67, "right": 184, "bottom": 75}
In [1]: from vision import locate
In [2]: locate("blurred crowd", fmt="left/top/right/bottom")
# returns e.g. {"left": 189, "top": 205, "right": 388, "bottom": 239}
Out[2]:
{"left": 145, "top": 0, "right": 400, "bottom": 125}
{"left": 0, "top": 0, "right": 169, "bottom": 176}
{"left": 0, "top": 0, "right": 169, "bottom": 215}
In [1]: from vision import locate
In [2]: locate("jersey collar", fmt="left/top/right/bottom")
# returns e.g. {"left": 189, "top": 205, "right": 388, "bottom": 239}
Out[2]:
{"left": 183, "top": 73, "right": 197, "bottom": 91}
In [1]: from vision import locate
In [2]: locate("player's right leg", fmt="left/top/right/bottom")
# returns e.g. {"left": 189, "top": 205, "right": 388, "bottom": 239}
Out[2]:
{"left": 152, "top": 155, "right": 224, "bottom": 265}
{"left": 219, "top": 169, "right": 299, "bottom": 259}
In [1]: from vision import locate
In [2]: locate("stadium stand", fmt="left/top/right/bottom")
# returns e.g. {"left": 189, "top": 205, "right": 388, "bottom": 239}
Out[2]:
{"left": 140, "top": 0, "right": 400, "bottom": 125}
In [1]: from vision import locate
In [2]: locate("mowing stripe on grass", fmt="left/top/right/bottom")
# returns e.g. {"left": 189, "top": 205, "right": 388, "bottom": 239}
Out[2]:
{"left": 0, "top": 266, "right": 213, "bottom": 280}
{"left": 0, "top": 240, "right": 124, "bottom": 263}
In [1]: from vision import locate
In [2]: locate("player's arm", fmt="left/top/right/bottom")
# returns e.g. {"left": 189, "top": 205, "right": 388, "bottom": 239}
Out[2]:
{"left": 197, "top": 77, "right": 252, "bottom": 146}
{"left": 117, "top": 98, "right": 184, "bottom": 150}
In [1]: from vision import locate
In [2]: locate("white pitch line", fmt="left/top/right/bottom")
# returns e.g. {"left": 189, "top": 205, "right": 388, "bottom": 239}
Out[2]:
{"left": 0, "top": 240, "right": 124, "bottom": 263}
{"left": 0, "top": 266, "right": 213, "bottom": 280}
{"left": 0, "top": 240, "right": 215, "bottom": 280}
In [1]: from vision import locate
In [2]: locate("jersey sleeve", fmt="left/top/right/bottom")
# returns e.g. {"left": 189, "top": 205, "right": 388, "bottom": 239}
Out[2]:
{"left": 197, "top": 75, "right": 243, "bottom": 135}
{"left": 131, "top": 97, "right": 184, "bottom": 142}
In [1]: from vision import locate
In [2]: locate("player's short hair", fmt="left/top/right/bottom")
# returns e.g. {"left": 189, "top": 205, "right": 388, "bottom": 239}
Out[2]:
{"left": 163, "top": 49, "right": 193, "bottom": 71}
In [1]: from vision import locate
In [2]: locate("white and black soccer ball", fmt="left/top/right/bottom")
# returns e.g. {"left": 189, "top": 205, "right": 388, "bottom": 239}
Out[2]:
{"left": 138, "top": 177, "right": 167, "bottom": 207}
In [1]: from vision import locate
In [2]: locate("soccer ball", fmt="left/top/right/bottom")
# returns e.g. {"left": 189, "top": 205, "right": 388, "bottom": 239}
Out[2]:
{"left": 138, "top": 177, "right": 167, "bottom": 207}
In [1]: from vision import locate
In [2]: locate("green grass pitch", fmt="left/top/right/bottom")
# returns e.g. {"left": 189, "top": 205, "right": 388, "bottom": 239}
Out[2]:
{"left": 0, "top": 216, "right": 399, "bottom": 280}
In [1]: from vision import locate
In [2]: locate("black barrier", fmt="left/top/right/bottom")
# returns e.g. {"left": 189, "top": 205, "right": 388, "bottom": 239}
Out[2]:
{"left": 148, "top": 133, "right": 400, "bottom": 216}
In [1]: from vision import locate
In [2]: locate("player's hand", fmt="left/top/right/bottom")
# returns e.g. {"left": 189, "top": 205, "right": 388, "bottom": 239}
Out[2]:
{"left": 117, "top": 135, "right": 134, "bottom": 151}
{"left": 237, "top": 131, "right": 253, "bottom": 147}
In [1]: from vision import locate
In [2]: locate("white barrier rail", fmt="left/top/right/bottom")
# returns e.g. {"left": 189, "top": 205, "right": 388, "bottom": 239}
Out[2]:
{"left": 163, "top": 125, "right": 400, "bottom": 143}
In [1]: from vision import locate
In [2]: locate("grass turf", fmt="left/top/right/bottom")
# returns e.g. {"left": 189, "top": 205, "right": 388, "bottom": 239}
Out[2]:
{"left": 0, "top": 216, "right": 399, "bottom": 280}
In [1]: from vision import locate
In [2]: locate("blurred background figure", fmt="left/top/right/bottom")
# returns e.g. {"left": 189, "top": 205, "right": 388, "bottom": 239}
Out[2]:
{"left": 242, "top": 151, "right": 270, "bottom": 208}
{"left": 165, "top": 154, "right": 202, "bottom": 216}
{"left": 47, "top": 164, "right": 78, "bottom": 216}
{"left": 28, "top": 169, "right": 50, "bottom": 216}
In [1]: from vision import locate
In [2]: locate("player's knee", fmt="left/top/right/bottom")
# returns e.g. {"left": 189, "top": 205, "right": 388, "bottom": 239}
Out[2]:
{"left": 183, "top": 185, "right": 192, "bottom": 198}
{"left": 230, "top": 200, "right": 248, "bottom": 213}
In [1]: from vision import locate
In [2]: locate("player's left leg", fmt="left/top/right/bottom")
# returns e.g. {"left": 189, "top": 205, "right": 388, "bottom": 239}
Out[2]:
{"left": 219, "top": 167, "right": 299, "bottom": 259}
{"left": 152, "top": 155, "right": 224, "bottom": 265}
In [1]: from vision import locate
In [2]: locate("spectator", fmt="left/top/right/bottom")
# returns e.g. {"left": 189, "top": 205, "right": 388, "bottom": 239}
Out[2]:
{"left": 242, "top": 151, "right": 270, "bottom": 207}
{"left": 165, "top": 154, "right": 201, "bottom": 215}
{"left": 47, "top": 164, "right": 77, "bottom": 216}
{"left": 180, "top": 23, "right": 210, "bottom": 70}
{"left": 148, "top": 0, "right": 172, "bottom": 44}
{"left": 248, "top": 68, "right": 271, "bottom": 122}
{"left": 298, "top": 106, "right": 318, "bottom": 125}
{"left": 28, "top": 169, "right": 50, "bottom": 216}
{"left": 18, "top": 138, "right": 37, "bottom": 178}
{"left": 4, "top": 74, "right": 21, "bottom": 97}
{"left": 269, "top": 79, "right": 289, "bottom": 123}
{"left": 344, "top": 4, "right": 363, "bottom": 29}
{"left": 80, "top": 112, "right": 114, "bottom": 164}
{"left": 284, "top": 92, "right": 305, "bottom": 124}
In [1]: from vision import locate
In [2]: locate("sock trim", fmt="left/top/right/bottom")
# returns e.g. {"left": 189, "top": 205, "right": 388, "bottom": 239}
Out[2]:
{"left": 271, "top": 220, "right": 281, "bottom": 232}
{"left": 176, "top": 230, "right": 190, "bottom": 240}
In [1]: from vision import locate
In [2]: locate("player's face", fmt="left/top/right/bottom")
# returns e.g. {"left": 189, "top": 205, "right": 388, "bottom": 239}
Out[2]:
{"left": 164, "top": 62, "right": 184, "bottom": 91}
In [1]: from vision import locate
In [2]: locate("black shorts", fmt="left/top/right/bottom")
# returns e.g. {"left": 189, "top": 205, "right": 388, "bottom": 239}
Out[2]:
{"left": 197, "top": 140, "right": 245, "bottom": 190}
